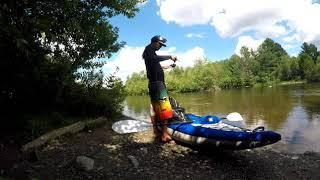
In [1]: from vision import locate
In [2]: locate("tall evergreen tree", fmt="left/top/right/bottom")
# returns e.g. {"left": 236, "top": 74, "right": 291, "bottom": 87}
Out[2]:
{"left": 299, "top": 42, "right": 319, "bottom": 64}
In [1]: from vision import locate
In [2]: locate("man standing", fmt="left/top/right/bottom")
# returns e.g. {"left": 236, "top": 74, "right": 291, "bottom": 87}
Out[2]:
{"left": 142, "top": 35, "right": 177, "bottom": 143}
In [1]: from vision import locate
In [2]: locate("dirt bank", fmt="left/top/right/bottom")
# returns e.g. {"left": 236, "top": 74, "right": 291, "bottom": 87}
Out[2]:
{"left": 2, "top": 125, "right": 320, "bottom": 180}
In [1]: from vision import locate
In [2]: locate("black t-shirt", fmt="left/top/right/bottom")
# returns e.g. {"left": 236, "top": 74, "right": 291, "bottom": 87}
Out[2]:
{"left": 142, "top": 44, "right": 171, "bottom": 82}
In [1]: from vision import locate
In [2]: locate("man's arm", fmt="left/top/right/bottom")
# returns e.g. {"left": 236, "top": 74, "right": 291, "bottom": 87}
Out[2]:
{"left": 154, "top": 54, "right": 172, "bottom": 62}
{"left": 160, "top": 60, "right": 175, "bottom": 69}
{"left": 144, "top": 47, "right": 176, "bottom": 62}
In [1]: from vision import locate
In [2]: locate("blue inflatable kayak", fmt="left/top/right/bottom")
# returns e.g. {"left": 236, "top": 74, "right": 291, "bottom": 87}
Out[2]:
{"left": 167, "top": 113, "right": 281, "bottom": 150}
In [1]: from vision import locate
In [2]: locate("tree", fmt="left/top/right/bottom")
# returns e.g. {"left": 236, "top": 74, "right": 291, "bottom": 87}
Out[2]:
{"left": 0, "top": 0, "right": 140, "bottom": 128}
{"left": 298, "top": 54, "right": 313, "bottom": 80}
{"left": 299, "top": 42, "right": 319, "bottom": 64}
{"left": 289, "top": 57, "right": 300, "bottom": 80}
{"left": 125, "top": 72, "right": 148, "bottom": 95}
{"left": 239, "top": 46, "right": 255, "bottom": 85}
{"left": 255, "top": 38, "right": 288, "bottom": 82}
{"left": 278, "top": 56, "right": 292, "bottom": 81}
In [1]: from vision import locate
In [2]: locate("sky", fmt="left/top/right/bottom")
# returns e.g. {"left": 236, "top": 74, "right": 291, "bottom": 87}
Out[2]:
{"left": 103, "top": 0, "right": 320, "bottom": 82}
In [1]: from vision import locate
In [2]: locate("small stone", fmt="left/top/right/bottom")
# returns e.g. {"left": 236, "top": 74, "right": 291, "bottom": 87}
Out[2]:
{"left": 97, "top": 166, "right": 104, "bottom": 171}
{"left": 105, "top": 144, "right": 119, "bottom": 151}
{"left": 128, "top": 155, "right": 139, "bottom": 168}
{"left": 140, "top": 147, "right": 148, "bottom": 154}
{"left": 76, "top": 156, "right": 94, "bottom": 171}
{"left": 189, "top": 150, "right": 199, "bottom": 155}
{"left": 291, "top": 156, "right": 299, "bottom": 160}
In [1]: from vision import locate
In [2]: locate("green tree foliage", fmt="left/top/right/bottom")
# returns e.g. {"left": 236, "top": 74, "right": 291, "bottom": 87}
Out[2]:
{"left": 278, "top": 56, "right": 293, "bottom": 81}
{"left": 300, "top": 42, "right": 319, "bottom": 64}
{"left": 125, "top": 39, "right": 320, "bottom": 95}
{"left": 125, "top": 72, "right": 148, "bottom": 95}
{"left": 298, "top": 42, "right": 320, "bottom": 81}
{"left": 218, "top": 48, "right": 255, "bottom": 88}
{"left": 0, "top": 0, "right": 140, "bottom": 130}
{"left": 239, "top": 47, "right": 255, "bottom": 86}
{"left": 166, "top": 59, "right": 220, "bottom": 93}
{"left": 255, "top": 38, "right": 288, "bottom": 83}
{"left": 299, "top": 54, "right": 320, "bottom": 82}
{"left": 219, "top": 55, "right": 243, "bottom": 88}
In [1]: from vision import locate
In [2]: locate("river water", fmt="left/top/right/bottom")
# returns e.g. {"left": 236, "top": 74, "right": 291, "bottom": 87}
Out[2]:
{"left": 123, "top": 83, "right": 320, "bottom": 153}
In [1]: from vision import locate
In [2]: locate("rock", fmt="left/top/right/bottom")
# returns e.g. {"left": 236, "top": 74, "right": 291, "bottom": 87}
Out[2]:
{"left": 140, "top": 147, "right": 148, "bottom": 154}
{"left": 104, "top": 144, "right": 119, "bottom": 152}
{"left": 304, "top": 151, "right": 320, "bottom": 158}
{"left": 76, "top": 156, "right": 94, "bottom": 171}
{"left": 128, "top": 155, "right": 139, "bottom": 168}
{"left": 171, "top": 148, "right": 182, "bottom": 154}
{"left": 291, "top": 156, "right": 299, "bottom": 160}
{"left": 271, "top": 148, "right": 281, "bottom": 153}
{"left": 97, "top": 166, "right": 104, "bottom": 171}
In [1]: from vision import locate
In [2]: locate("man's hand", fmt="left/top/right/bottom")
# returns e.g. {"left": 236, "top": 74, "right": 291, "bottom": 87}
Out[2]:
{"left": 171, "top": 55, "right": 177, "bottom": 62}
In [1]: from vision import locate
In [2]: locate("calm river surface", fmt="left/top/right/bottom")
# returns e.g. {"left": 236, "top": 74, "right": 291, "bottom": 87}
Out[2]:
{"left": 123, "top": 83, "right": 320, "bottom": 153}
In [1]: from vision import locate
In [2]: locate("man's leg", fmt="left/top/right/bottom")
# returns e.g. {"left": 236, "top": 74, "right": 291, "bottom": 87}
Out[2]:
{"left": 150, "top": 104, "right": 161, "bottom": 141}
{"left": 149, "top": 81, "right": 175, "bottom": 144}
{"left": 151, "top": 100, "right": 175, "bottom": 144}
{"left": 160, "top": 120, "right": 175, "bottom": 143}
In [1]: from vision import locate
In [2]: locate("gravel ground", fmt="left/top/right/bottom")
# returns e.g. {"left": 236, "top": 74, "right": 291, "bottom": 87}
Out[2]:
{"left": 2, "top": 124, "right": 320, "bottom": 180}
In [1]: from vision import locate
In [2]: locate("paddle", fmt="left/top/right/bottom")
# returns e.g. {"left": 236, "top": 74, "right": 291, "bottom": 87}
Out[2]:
{"left": 224, "top": 112, "right": 244, "bottom": 121}
{"left": 112, "top": 112, "right": 244, "bottom": 134}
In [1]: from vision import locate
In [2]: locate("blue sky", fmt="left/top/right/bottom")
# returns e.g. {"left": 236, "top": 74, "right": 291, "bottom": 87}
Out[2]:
{"left": 104, "top": 0, "right": 320, "bottom": 81}
{"left": 109, "top": 1, "right": 235, "bottom": 61}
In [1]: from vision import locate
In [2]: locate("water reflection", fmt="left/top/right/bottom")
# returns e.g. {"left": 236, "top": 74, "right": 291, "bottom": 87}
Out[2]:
{"left": 124, "top": 95, "right": 150, "bottom": 121}
{"left": 124, "top": 83, "right": 320, "bottom": 153}
{"left": 171, "top": 87, "right": 292, "bottom": 130}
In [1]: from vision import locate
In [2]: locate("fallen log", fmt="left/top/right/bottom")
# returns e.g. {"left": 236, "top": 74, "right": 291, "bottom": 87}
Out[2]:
{"left": 21, "top": 117, "right": 108, "bottom": 154}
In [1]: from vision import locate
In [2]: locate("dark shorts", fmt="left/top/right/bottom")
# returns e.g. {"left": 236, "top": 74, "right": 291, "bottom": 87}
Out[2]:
{"left": 148, "top": 81, "right": 173, "bottom": 121}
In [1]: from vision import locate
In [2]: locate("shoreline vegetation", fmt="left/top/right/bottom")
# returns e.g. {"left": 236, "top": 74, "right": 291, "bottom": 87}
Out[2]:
{"left": 1, "top": 0, "right": 136, "bottom": 143}
{"left": 125, "top": 39, "right": 320, "bottom": 95}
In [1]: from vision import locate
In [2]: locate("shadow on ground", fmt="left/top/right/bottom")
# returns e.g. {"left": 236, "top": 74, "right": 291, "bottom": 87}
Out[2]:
{"left": 2, "top": 124, "right": 320, "bottom": 180}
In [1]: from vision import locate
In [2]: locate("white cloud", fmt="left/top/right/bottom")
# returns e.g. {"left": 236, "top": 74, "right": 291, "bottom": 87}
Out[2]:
{"left": 156, "top": 0, "right": 320, "bottom": 48}
{"left": 282, "top": 34, "right": 301, "bottom": 43}
{"left": 103, "top": 45, "right": 206, "bottom": 82}
{"left": 103, "top": 46, "right": 145, "bottom": 82}
{"left": 186, "top": 33, "right": 206, "bottom": 39}
{"left": 282, "top": 44, "right": 295, "bottom": 50}
{"left": 157, "top": 0, "right": 216, "bottom": 26}
{"left": 234, "top": 36, "right": 264, "bottom": 55}
{"left": 172, "top": 47, "right": 206, "bottom": 68}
